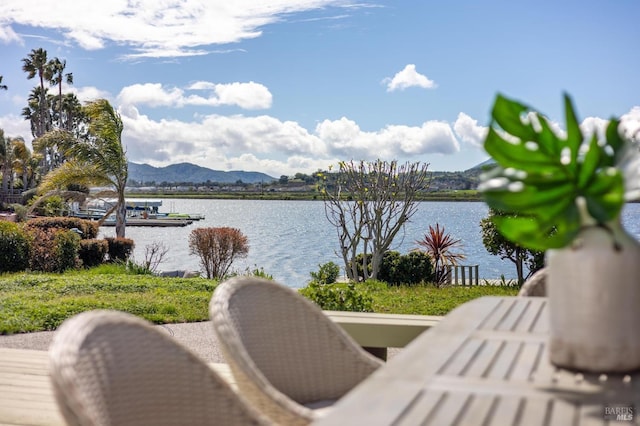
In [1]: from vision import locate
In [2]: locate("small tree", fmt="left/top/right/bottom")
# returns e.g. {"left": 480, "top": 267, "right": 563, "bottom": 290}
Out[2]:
{"left": 189, "top": 227, "right": 249, "bottom": 279}
{"left": 480, "top": 208, "right": 544, "bottom": 285}
{"left": 415, "top": 224, "right": 465, "bottom": 286}
{"left": 321, "top": 159, "right": 430, "bottom": 281}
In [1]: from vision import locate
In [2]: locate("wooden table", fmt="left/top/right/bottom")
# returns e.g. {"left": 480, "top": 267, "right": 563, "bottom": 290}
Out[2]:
{"left": 315, "top": 297, "right": 639, "bottom": 425}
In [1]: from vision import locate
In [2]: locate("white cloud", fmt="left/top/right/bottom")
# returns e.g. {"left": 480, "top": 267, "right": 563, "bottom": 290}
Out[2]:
{"left": 384, "top": 64, "right": 437, "bottom": 92}
{"left": 72, "top": 86, "right": 113, "bottom": 104}
{"left": 0, "top": 0, "right": 349, "bottom": 58}
{"left": 0, "top": 114, "right": 31, "bottom": 143}
{"left": 117, "top": 82, "right": 272, "bottom": 110}
{"left": 621, "top": 106, "right": 640, "bottom": 142}
{"left": 117, "top": 103, "right": 461, "bottom": 175}
{"left": 0, "top": 23, "right": 21, "bottom": 43}
{"left": 317, "top": 117, "right": 459, "bottom": 158}
{"left": 453, "top": 112, "right": 487, "bottom": 147}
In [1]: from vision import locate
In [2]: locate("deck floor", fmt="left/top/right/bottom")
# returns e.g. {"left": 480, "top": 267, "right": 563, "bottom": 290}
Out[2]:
{"left": 0, "top": 347, "right": 234, "bottom": 426}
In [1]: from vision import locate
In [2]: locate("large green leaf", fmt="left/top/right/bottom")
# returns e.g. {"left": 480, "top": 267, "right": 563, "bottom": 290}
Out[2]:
{"left": 479, "top": 94, "right": 626, "bottom": 250}
{"left": 563, "top": 94, "right": 583, "bottom": 166}
{"left": 484, "top": 128, "right": 560, "bottom": 173}
{"left": 491, "top": 95, "right": 538, "bottom": 142}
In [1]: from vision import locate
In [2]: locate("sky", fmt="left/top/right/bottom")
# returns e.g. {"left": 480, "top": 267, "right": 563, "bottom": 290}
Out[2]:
{"left": 0, "top": 0, "right": 639, "bottom": 178}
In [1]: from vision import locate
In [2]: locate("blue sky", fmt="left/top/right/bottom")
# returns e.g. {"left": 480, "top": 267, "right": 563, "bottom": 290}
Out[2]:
{"left": 0, "top": 0, "right": 639, "bottom": 178}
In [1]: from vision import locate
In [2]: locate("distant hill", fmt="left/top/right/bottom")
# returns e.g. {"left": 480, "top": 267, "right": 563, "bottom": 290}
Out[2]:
{"left": 467, "top": 158, "right": 495, "bottom": 171}
{"left": 128, "top": 162, "right": 276, "bottom": 184}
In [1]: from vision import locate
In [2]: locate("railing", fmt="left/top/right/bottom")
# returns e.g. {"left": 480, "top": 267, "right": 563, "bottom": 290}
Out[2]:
{"left": 0, "top": 190, "right": 23, "bottom": 204}
{"left": 446, "top": 264, "right": 480, "bottom": 286}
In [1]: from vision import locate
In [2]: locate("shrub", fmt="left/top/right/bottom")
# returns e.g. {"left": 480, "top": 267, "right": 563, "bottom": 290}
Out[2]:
{"left": 105, "top": 237, "right": 135, "bottom": 262}
{"left": 349, "top": 253, "right": 372, "bottom": 281}
{"left": 378, "top": 251, "right": 401, "bottom": 283}
{"left": 34, "top": 195, "right": 66, "bottom": 216}
{"left": 78, "top": 239, "right": 108, "bottom": 267}
{"left": 24, "top": 216, "right": 99, "bottom": 239}
{"left": 394, "top": 251, "right": 433, "bottom": 285}
{"left": 0, "top": 221, "right": 31, "bottom": 273}
{"left": 300, "top": 281, "right": 373, "bottom": 312}
{"left": 9, "top": 204, "right": 28, "bottom": 222}
{"left": 54, "top": 230, "right": 82, "bottom": 272}
{"left": 309, "top": 261, "right": 341, "bottom": 284}
{"left": 188, "top": 227, "right": 249, "bottom": 279}
{"left": 28, "top": 228, "right": 81, "bottom": 272}
{"left": 353, "top": 250, "right": 433, "bottom": 286}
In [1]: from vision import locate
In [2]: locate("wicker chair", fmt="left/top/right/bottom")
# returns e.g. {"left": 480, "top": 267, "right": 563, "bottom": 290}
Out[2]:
{"left": 49, "top": 310, "right": 271, "bottom": 426}
{"left": 210, "top": 276, "right": 384, "bottom": 425}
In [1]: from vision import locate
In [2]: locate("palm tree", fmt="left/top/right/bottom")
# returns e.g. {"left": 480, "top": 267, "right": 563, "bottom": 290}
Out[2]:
{"left": 37, "top": 99, "right": 128, "bottom": 237}
{"left": 49, "top": 58, "right": 73, "bottom": 128}
{"left": 0, "top": 131, "right": 26, "bottom": 193}
{"left": 0, "top": 129, "right": 12, "bottom": 192}
{"left": 11, "top": 139, "right": 36, "bottom": 190}
{"left": 21, "top": 48, "right": 51, "bottom": 138}
{"left": 59, "top": 93, "right": 83, "bottom": 132}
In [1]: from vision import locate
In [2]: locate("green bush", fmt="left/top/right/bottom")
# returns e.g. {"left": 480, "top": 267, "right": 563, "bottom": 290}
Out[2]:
{"left": 378, "top": 251, "right": 401, "bottom": 283}
{"left": 0, "top": 221, "right": 31, "bottom": 273}
{"left": 394, "top": 251, "right": 433, "bottom": 285}
{"left": 105, "top": 237, "right": 135, "bottom": 262}
{"left": 300, "top": 281, "right": 373, "bottom": 312}
{"left": 54, "top": 230, "right": 82, "bottom": 272}
{"left": 9, "top": 204, "right": 28, "bottom": 222}
{"left": 353, "top": 251, "right": 433, "bottom": 285}
{"left": 28, "top": 228, "right": 80, "bottom": 272}
{"left": 24, "top": 216, "right": 99, "bottom": 239}
{"left": 350, "top": 253, "right": 372, "bottom": 280}
{"left": 78, "top": 239, "right": 108, "bottom": 267}
{"left": 309, "top": 261, "right": 341, "bottom": 284}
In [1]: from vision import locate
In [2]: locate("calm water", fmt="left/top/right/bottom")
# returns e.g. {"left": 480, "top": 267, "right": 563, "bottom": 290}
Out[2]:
{"left": 100, "top": 200, "right": 640, "bottom": 288}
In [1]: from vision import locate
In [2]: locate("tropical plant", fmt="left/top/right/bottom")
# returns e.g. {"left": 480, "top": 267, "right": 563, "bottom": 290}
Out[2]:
{"left": 415, "top": 224, "right": 465, "bottom": 286}
{"left": 477, "top": 93, "right": 640, "bottom": 372}
{"left": 478, "top": 93, "right": 637, "bottom": 250}
{"left": 49, "top": 57, "right": 73, "bottom": 129}
{"left": 321, "top": 159, "right": 431, "bottom": 281}
{"left": 11, "top": 139, "right": 38, "bottom": 190}
{"left": 188, "top": 227, "right": 249, "bottom": 279}
{"left": 36, "top": 99, "right": 129, "bottom": 237}
{"left": 21, "top": 48, "right": 51, "bottom": 140}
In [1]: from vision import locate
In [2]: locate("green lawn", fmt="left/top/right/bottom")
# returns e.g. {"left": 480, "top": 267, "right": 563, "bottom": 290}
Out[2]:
{"left": 0, "top": 266, "right": 519, "bottom": 334}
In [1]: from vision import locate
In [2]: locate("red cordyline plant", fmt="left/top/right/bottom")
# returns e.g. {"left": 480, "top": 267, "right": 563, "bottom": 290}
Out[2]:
{"left": 415, "top": 224, "right": 465, "bottom": 285}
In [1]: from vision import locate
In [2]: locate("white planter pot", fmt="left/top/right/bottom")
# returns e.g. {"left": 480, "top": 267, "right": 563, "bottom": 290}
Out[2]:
{"left": 547, "top": 223, "right": 640, "bottom": 372}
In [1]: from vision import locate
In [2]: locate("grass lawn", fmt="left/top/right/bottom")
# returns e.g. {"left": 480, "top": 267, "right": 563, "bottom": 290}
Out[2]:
{"left": 0, "top": 265, "right": 520, "bottom": 334}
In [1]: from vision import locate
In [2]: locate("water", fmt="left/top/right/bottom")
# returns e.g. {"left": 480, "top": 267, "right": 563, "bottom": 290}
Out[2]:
{"left": 99, "top": 200, "right": 640, "bottom": 288}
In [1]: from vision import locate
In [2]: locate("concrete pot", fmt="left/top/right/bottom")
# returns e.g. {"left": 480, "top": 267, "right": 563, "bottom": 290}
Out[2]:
{"left": 547, "top": 223, "right": 640, "bottom": 372}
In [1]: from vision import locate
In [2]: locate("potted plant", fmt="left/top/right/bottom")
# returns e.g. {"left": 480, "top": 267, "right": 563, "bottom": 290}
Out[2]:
{"left": 478, "top": 93, "right": 640, "bottom": 372}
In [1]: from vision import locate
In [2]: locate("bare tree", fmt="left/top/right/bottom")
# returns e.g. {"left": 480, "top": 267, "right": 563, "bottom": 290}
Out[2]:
{"left": 321, "top": 160, "right": 431, "bottom": 281}
{"left": 143, "top": 241, "right": 169, "bottom": 273}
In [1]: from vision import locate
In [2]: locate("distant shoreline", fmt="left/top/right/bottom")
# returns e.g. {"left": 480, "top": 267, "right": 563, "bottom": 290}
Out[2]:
{"left": 124, "top": 190, "right": 484, "bottom": 202}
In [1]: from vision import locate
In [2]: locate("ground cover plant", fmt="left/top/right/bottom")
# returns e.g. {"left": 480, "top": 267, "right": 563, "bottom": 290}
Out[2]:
{"left": 0, "top": 264, "right": 216, "bottom": 334}
{"left": 0, "top": 265, "right": 519, "bottom": 334}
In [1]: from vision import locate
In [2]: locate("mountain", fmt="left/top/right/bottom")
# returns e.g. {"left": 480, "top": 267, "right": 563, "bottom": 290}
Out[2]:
{"left": 128, "top": 162, "right": 276, "bottom": 185}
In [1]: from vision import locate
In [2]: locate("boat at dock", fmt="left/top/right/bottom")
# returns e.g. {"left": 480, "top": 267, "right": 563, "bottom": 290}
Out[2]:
{"left": 100, "top": 217, "right": 192, "bottom": 227}
{"left": 69, "top": 199, "right": 203, "bottom": 227}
